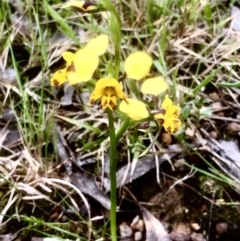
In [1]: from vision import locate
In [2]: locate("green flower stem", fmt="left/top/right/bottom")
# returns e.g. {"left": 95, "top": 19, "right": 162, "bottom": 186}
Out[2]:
{"left": 116, "top": 117, "right": 130, "bottom": 143}
{"left": 107, "top": 108, "right": 117, "bottom": 241}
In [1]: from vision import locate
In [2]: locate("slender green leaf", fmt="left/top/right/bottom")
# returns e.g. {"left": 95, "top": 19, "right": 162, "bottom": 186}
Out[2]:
{"left": 193, "top": 67, "right": 222, "bottom": 95}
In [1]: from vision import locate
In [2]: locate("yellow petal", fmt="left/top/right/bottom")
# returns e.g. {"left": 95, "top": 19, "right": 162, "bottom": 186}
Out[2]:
{"left": 50, "top": 69, "right": 67, "bottom": 86}
{"left": 115, "top": 88, "right": 127, "bottom": 101}
{"left": 101, "top": 95, "right": 117, "bottom": 110}
{"left": 166, "top": 105, "right": 180, "bottom": 118}
{"left": 161, "top": 95, "right": 172, "bottom": 110}
{"left": 74, "top": 48, "right": 99, "bottom": 82}
{"left": 62, "top": 0, "right": 85, "bottom": 9}
{"left": 173, "top": 119, "right": 182, "bottom": 133}
{"left": 119, "top": 98, "right": 149, "bottom": 121}
{"left": 95, "top": 77, "right": 121, "bottom": 90}
{"left": 124, "top": 51, "right": 152, "bottom": 80}
{"left": 85, "top": 35, "right": 109, "bottom": 56}
{"left": 163, "top": 118, "right": 182, "bottom": 134}
{"left": 67, "top": 72, "right": 86, "bottom": 85}
{"left": 94, "top": 78, "right": 126, "bottom": 100}
{"left": 62, "top": 52, "right": 75, "bottom": 66}
{"left": 89, "top": 88, "right": 103, "bottom": 105}
{"left": 141, "top": 77, "right": 168, "bottom": 96}
{"left": 163, "top": 118, "right": 175, "bottom": 134}
{"left": 62, "top": 1, "right": 97, "bottom": 11}
{"left": 154, "top": 113, "right": 165, "bottom": 120}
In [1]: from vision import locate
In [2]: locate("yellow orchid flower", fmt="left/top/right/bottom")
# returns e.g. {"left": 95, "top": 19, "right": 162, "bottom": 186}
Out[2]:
{"left": 154, "top": 95, "right": 182, "bottom": 134}
{"left": 119, "top": 98, "right": 149, "bottom": 121}
{"left": 50, "top": 69, "right": 68, "bottom": 87}
{"left": 89, "top": 77, "right": 127, "bottom": 110}
{"left": 124, "top": 51, "right": 152, "bottom": 80}
{"left": 50, "top": 51, "right": 75, "bottom": 86}
{"left": 141, "top": 77, "right": 168, "bottom": 96}
{"left": 50, "top": 35, "right": 109, "bottom": 86}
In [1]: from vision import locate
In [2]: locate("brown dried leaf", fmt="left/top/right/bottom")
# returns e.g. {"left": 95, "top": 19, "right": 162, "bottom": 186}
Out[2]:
{"left": 141, "top": 207, "right": 171, "bottom": 241}
{"left": 54, "top": 127, "right": 110, "bottom": 209}
{"left": 0, "top": 128, "right": 20, "bottom": 148}
{"left": 70, "top": 166, "right": 111, "bottom": 210}
{"left": 104, "top": 144, "right": 182, "bottom": 192}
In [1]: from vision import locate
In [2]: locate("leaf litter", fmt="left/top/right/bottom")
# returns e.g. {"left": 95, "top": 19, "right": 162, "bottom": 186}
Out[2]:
{"left": 1, "top": 0, "right": 240, "bottom": 240}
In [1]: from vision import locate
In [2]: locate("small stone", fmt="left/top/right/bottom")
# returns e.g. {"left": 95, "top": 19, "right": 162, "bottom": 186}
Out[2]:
{"left": 134, "top": 231, "right": 142, "bottom": 241}
{"left": 175, "top": 222, "right": 191, "bottom": 235}
{"left": 209, "top": 131, "right": 218, "bottom": 139}
{"left": 215, "top": 222, "right": 227, "bottom": 234}
{"left": 119, "top": 222, "right": 133, "bottom": 238}
{"left": 201, "top": 204, "right": 208, "bottom": 216}
{"left": 216, "top": 111, "right": 225, "bottom": 117}
{"left": 169, "top": 230, "right": 191, "bottom": 241}
{"left": 191, "top": 232, "right": 206, "bottom": 241}
{"left": 191, "top": 223, "right": 201, "bottom": 231}
{"left": 135, "top": 220, "right": 144, "bottom": 232}
{"left": 210, "top": 101, "right": 222, "bottom": 111}
{"left": 162, "top": 132, "right": 172, "bottom": 145}
{"left": 209, "top": 92, "right": 220, "bottom": 101}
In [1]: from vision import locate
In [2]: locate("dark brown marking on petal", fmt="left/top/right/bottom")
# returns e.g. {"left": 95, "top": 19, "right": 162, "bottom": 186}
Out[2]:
{"left": 52, "top": 79, "right": 59, "bottom": 87}
{"left": 173, "top": 109, "right": 179, "bottom": 117}
{"left": 109, "top": 100, "right": 116, "bottom": 110}
{"left": 167, "top": 126, "right": 173, "bottom": 134}
{"left": 104, "top": 87, "right": 116, "bottom": 98}
{"left": 89, "top": 99, "right": 95, "bottom": 105}
{"left": 82, "top": 1, "right": 96, "bottom": 10}
{"left": 66, "top": 62, "right": 75, "bottom": 72}
{"left": 172, "top": 119, "right": 180, "bottom": 133}
{"left": 104, "top": 93, "right": 109, "bottom": 97}
{"left": 173, "top": 128, "right": 177, "bottom": 133}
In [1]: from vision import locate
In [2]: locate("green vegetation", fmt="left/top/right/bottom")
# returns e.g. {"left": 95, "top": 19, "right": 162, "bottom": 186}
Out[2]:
{"left": 1, "top": 0, "right": 240, "bottom": 240}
